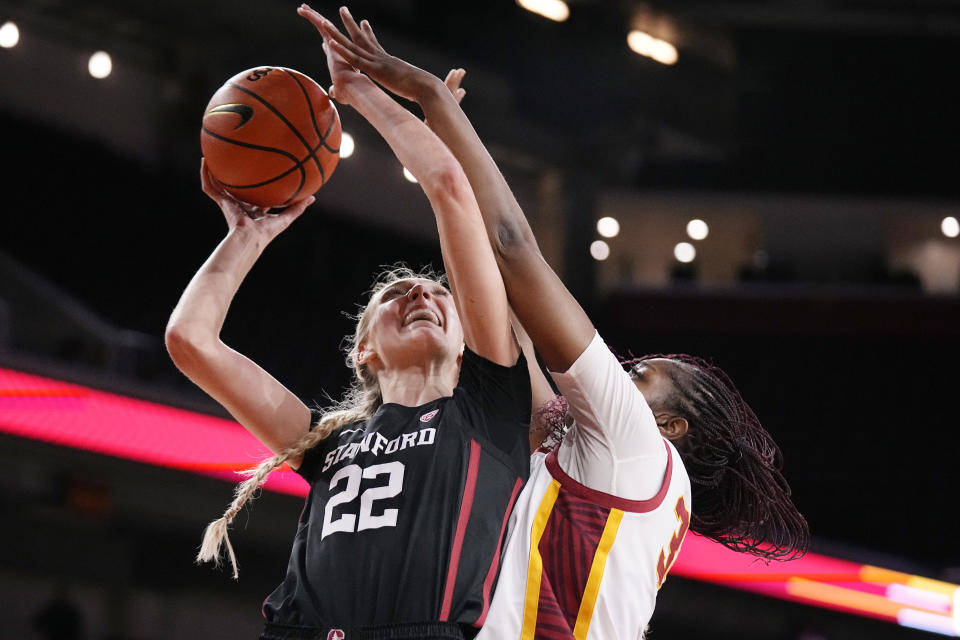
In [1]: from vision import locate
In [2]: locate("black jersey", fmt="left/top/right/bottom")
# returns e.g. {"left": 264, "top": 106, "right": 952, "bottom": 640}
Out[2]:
{"left": 262, "top": 347, "right": 531, "bottom": 630}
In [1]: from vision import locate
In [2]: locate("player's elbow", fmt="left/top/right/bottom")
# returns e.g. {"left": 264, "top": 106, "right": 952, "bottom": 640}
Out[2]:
{"left": 164, "top": 321, "right": 218, "bottom": 375}
{"left": 491, "top": 217, "right": 540, "bottom": 266}
{"left": 421, "top": 158, "right": 474, "bottom": 209}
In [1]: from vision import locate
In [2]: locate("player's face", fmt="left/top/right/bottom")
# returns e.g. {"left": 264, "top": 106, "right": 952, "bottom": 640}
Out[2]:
{"left": 364, "top": 278, "right": 464, "bottom": 371}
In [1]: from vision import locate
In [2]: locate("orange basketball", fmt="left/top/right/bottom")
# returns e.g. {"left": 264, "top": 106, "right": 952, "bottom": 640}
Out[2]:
{"left": 201, "top": 66, "right": 341, "bottom": 208}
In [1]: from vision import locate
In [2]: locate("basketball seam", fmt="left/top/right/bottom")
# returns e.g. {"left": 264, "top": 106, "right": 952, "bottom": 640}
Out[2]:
{"left": 283, "top": 69, "right": 340, "bottom": 187}
{"left": 200, "top": 128, "right": 306, "bottom": 198}
{"left": 226, "top": 80, "right": 313, "bottom": 202}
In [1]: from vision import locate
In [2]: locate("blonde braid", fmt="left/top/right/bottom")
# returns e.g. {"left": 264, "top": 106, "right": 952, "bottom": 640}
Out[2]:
{"left": 196, "top": 408, "right": 367, "bottom": 578}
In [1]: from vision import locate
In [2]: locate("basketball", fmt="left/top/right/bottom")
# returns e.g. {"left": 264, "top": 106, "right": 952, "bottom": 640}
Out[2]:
{"left": 200, "top": 66, "right": 341, "bottom": 208}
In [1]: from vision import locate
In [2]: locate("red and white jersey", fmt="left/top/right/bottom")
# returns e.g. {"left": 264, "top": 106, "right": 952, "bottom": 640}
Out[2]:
{"left": 476, "top": 332, "right": 692, "bottom": 640}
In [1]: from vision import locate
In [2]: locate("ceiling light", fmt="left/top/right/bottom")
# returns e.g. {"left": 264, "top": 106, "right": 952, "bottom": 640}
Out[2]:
{"left": 942, "top": 216, "right": 959, "bottom": 239}
{"left": 674, "top": 242, "right": 696, "bottom": 263}
{"left": 88, "top": 51, "right": 112, "bottom": 79}
{"left": 0, "top": 21, "right": 19, "bottom": 48}
{"left": 517, "top": 0, "right": 569, "bottom": 22}
{"left": 627, "top": 30, "right": 678, "bottom": 66}
{"left": 339, "top": 132, "right": 355, "bottom": 158}
{"left": 596, "top": 216, "right": 620, "bottom": 238}
{"left": 649, "top": 39, "right": 678, "bottom": 65}
{"left": 590, "top": 240, "right": 610, "bottom": 261}
{"left": 686, "top": 219, "right": 708, "bottom": 240}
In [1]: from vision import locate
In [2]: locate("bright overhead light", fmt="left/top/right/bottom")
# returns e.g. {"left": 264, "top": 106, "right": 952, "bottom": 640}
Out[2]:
{"left": 627, "top": 30, "right": 655, "bottom": 56}
{"left": 942, "top": 216, "right": 959, "bottom": 239}
{"left": 590, "top": 240, "right": 610, "bottom": 261}
{"left": 402, "top": 167, "right": 418, "bottom": 183}
{"left": 517, "top": 0, "right": 569, "bottom": 22}
{"left": 88, "top": 51, "right": 112, "bottom": 79}
{"left": 627, "top": 30, "right": 678, "bottom": 65}
{"left": 0, "top": 21, "right": 19, "bottom": 48}
{"left": 339, "top": 132, "right": 355, "bottom": 158}
{"left": 596, "top": 216, "right": 620, "bottom": 238}
{"left": 649, "top": 39, "right": 678, "bottom": 65}
{"left": 686, "top": 219, "right": 709, "bottom": 240}
{"left": 674, "top": 242, "right": 696, "bottom": 263}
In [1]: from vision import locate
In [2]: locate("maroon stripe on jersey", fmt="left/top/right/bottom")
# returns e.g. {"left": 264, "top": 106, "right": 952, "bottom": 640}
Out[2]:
{"left": 475, "top": 476, "right": 524, "bottom": 627}
{"left": 532, "top": 582, "right": 577, "bottom": 640}
{"left": 535, "top": 488, "right": 612, "bottom": 638}
{"left": 440, "top": 439, "right": 482, "bottom": 621}
{"left": 545, "top": 439, "right": 673, "bottom": 512}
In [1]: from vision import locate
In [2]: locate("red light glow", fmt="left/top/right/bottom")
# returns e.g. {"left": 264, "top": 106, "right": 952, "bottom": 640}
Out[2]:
{"left": 0, "top": 366, "right": 307, "bottom": 496}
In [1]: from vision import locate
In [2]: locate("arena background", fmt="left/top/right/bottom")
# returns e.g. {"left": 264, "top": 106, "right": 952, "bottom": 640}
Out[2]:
{"left": 1, "top": 0, "right": 958, "bottom": 638}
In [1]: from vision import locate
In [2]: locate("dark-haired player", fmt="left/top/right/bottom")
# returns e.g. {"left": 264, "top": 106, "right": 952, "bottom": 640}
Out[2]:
{"left": 314, "top": 7, "right": 809, "bottom": 638}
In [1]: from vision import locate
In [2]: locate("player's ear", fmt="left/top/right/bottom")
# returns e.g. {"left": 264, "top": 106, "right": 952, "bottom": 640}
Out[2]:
{"left": 656, "top": 414, "right": 688, "bottom": 441}
{"left": 357, "top": 343, "right": 378, "bottom": 368}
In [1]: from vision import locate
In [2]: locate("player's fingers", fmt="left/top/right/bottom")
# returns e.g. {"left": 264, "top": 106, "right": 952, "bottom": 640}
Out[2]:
{"left": 444, "top": 72, "right": 460, "bottom": 92}
{"left": 339, "top": 6, "right": 366, "bottom": 46}
{"left": 445, "top": 68, "right": 467, "bottom": 90}
{"left": 199, "top": 158, "right": 212, "bottom": 190}
{"left": 455, "top": 88, "right": 466, "bottom": 104}
{"left": 284, "top": 196, "right": 316, "bottom": 220}
{"left": 359, "top": 19, "right": 385, "bottom": 52}
{"left": 297, "top": 4, "right": 328, "bottom": 36}
{"left": 303, "top": 4, "right": 371, "bottom": 70}
{"left": 327, "top": 38, "right": 372, "bottom": 73}
{"left": 200, "top": 159, "right": 224, "bottom": 200}
{"left": 320, "top": 17, "right": 375, "bottom": 64}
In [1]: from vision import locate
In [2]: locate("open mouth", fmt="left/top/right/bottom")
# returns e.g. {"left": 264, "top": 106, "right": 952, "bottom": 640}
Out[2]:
{"left": 402, "top": 309, "right": 441, "bottom": 327}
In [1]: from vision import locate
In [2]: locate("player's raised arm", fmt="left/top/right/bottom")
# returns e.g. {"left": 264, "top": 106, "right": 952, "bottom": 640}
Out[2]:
{"left": 312, "top": 5, "right": 593, "bottom": 374}
{"left": 300, "top": 5, "right": 518, "bottom": 367}
{"left": 164, "top": 163, "right": 314, "bottom": 466}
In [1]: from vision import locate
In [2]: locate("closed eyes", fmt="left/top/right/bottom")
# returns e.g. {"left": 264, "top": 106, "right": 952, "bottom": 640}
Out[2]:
{"left": 380, "top": 282, "right": 449, "bottom": 302}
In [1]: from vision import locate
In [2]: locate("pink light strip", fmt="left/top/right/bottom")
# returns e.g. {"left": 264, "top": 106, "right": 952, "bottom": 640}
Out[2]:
{"left": 0, "top": 366, "right": 308, "bottom": 496}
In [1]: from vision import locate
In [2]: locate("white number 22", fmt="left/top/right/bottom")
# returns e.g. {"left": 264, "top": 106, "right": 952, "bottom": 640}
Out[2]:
{"left": 321, "top": 461, "right": 405, "bottom": 539}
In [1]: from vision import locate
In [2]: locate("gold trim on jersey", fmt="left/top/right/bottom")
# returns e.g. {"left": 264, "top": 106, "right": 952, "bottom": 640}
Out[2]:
{"left": 573, "top": 508, "right": 624, "bottom": 639}
{"left": 521, "top": 479, "right": 562, "bottom": 640}
{"left": 520, "top": 479, "right": 627, "bottom": 640}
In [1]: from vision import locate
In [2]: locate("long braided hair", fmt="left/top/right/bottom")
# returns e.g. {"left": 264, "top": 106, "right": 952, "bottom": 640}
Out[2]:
{"left": 197, "top": 265, "right": 448, "bottom": 578}
{"left": 625, "top": 353, "right": 809, "bottom": 560}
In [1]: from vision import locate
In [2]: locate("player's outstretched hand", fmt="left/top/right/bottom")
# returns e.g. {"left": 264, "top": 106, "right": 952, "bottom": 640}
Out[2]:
{"left": 298, "top": 4, "right": 375, "bottom": 106}
{"left": 303, "top": 4, "right": 439, "bottom": 104}
{"left": 200, "top": 158, "right": 312, "bottom": 238}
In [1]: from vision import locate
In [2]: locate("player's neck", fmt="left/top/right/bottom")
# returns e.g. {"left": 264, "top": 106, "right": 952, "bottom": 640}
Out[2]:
{"left": 376, "top": 364, "right": 456, "bottom": 407}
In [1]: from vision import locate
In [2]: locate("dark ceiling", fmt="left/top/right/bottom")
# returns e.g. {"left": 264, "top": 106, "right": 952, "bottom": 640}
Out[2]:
{"left": 3, "top": 0, "right": 959, "bottom": 196}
